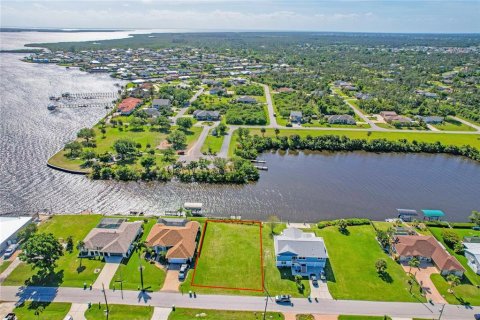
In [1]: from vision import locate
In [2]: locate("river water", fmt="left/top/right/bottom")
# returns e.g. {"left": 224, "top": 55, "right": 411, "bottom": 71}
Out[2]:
{"left": 1, "top": 31, "right": 479, "bottom": 221}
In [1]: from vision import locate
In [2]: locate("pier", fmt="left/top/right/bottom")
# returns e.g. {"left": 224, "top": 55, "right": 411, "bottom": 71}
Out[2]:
{"left": 51, "top": 92, "right": 119, "bottom": 100}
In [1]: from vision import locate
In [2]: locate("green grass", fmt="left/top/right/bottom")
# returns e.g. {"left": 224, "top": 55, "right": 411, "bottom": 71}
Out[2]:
{"left": 190, "top": 221, "right": 263, "bottom": 290}
{"left": 371, "top": 221, "right": 395, "bottom": 232}
{"left": 168, "top": 308, "right": 284, "bottom": 320}
{"left": 296, "top": 314, "right": 314, "bottom": 320}
{"left": 201, "top": 130, "right": 225, "bottom": 155}
{"left": 339, "top": 316, "right": 391, "bottom": 320}
{"left": 0, "top": 260, "right": 12, "bottom": 273}
{"left": 85, "top": 303, "right": 153, "bottom": 320}
{"left": 14, "top": 301, "right": 71, "bottom": 320}
{"left": 302, "top": 121, "right": 370, "bottom": 129}
{"left": 430, "top": 273, "right": 480, "bottom": 306}
{"left": 109, "top": 218, "right": 166, "bottom": 291}
{"left": 428, "top": 226, "right": 480, "bottom": 285}
{"left": 431, "top": 117, "right": 477, "bottom": 132}
{"left": 242, "top": 128, "right": 480, "bottom": 149}
{"left": 315, "top": 225, "right": 425, "bottom": 302}
{"left": 4, "top": 215, "right": 105, "bottom": 288}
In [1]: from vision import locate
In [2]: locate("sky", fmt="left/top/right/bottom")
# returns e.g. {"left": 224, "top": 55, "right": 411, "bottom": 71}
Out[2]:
{"left": 1, "top": 0, "right": 479, "bottom": 33}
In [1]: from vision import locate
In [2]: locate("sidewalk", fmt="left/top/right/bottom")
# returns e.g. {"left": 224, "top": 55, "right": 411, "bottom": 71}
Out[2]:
{"left": 92, "top": 262, "right": 121, "bottom": 289}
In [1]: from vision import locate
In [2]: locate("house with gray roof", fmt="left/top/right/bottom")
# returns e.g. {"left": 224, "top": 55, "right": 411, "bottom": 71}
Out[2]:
{"left": 290, "top": 111, "right": 303, "bottom": 124}
{"left": 193, "top": 110, "right": 220, "bottom": 121}
{"left": 152, "top": 98, "right": 172, "bottom": 110}
{"left": 80, "top": 218, "right": 142, "bottom": 259}
{"left": 327, "top": 114, "right": 356, "bottom": 125}
{"left": 274, "top": 227, "right": 328, "bottom": 277}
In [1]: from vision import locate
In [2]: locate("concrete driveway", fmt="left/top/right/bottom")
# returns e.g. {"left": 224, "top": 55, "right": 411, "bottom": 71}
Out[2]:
{"left": 92, "top": 261, "right": 121, "bottom": 289}
{"left": 67, "top": 303, "right": 88, "bottom": 320}
{"left": 401, "top": 262, "right": 446, "bottom": 304}
{"left": 161, "top": 270, "right": 181, "bottom": 292}
{"left": 0, "top": 302, "right": 16, "bottom": 318}
{"left": 310, "top": 279, "right": 333, "bottom": 300}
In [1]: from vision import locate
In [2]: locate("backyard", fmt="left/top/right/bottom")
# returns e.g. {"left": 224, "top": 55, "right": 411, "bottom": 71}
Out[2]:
{"left": 168, "top": 308, "right": 284, "bottom": 320}
{"left": 190, "top": 220, "right": 263, "bottom": 291}
{"left": 314, "top": 225, "right": 425, "bottom": 302}
{"left": 3, "top": 215, "right": 105, "bottom": 288}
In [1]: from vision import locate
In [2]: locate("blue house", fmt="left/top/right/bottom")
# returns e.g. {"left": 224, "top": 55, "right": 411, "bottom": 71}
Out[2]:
{"left": 274, "top": 227, "right": 328, "bottom": 277}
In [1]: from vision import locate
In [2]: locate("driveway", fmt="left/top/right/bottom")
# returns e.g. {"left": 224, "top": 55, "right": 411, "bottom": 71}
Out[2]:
{"left": 92, "top": 261, "right": 121, "bottom": 289}
{"left": 161, "top": 270, "right": 181, "bottom": 292}
{"left": 0, "top": 302, "right": 16, "bottom": 318}
{"left": 310, "top": 279, "right": 333, "bottom": 300}
{"left": 151, "top": 307, "right": 172, "bottom": 320}
{"left": 67, "top": 303, "right": 88, "bottom": 320}
{"left": 401, "top": 262, "right": 446, "bottom": 304}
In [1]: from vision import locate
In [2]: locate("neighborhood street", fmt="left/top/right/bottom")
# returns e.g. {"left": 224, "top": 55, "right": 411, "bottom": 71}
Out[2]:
{"left": 0, "top": 285, "right": 478, "bottom": 319}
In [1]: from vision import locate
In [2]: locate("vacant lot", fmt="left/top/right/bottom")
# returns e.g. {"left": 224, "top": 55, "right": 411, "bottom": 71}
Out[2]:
{"left": 85, "top": 303, "right": 153, "bottom": 320}
{"left": 14, "top": 301, "right": 71, "bottom": 320}
{"left": 168, "top": 308, "right": 284, "bottom": 320}
{"left": 315, "top": 225, "right": 425, "bottom": 302}
{"left": 4, "top": 215, "right": 105, "bottom": 288}
{"left": 432, "top": 117, "right": 477, "bottom": 132}
{"left": 191, "top": 221, "right": 263, "bottom": 291}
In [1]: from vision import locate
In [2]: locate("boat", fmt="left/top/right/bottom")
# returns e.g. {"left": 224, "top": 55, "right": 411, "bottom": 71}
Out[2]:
{"left": 47, "top": 104, "right": 57, "bottom": 111}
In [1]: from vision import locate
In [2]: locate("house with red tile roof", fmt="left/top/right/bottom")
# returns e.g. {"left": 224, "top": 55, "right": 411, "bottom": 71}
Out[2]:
{"left": 118, "top": 97, "right": 142, "bottom": 115}
{"left": 393, "top": 235, "right": 465, "bottom": 277}
{"left": 146, "top": 218, "right": 200, "bottom": 264}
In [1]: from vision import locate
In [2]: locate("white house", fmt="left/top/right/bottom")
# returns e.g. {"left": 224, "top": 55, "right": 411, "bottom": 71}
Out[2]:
{"left": 273, "top": 227, "right": 328, "bottom": 277}
{"left": 0, "top": 216, "right": 33, "bottom": 253}
{"left": 464, "top": 240, "right": 480, "bottom": 275}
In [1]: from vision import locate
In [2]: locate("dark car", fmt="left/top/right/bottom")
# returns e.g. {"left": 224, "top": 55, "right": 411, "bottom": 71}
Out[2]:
{"left": 310, "top": 274, "right": 318, "bottom": 286}
{"left": 275, "top": 295, "right": 291, "bottom": 303}
{"left": 474, "top": 314, "right": 480, "bottom": 320}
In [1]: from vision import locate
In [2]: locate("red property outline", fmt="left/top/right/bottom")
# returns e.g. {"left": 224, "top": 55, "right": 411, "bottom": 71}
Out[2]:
{"left": 191, "top": 219, "right": 264, "bottom": 292}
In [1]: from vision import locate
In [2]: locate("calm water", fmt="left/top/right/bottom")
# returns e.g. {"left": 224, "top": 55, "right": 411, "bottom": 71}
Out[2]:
{"left": 1, "top": 31, "right": 479, "bottom": 221}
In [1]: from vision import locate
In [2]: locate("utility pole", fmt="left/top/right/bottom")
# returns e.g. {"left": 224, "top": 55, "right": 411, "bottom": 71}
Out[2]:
{"left": 438, "top": 303, "right": 446, "bottom": 320}
{"left": 102, "top": 282, "right": 109, "bottom": 320}
{"left": 263, "top": 286, "right": 273, "bottom": 320}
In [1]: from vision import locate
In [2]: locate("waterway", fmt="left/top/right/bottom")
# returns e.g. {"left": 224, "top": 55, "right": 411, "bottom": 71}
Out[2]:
{"left": 0, "top": 31, "right": 479, "bottom": 221}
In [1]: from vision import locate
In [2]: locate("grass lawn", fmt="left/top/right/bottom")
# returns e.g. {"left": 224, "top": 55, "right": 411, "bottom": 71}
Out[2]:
{"left": 4, "top": 215, "right": 105, "bottom": 288}
{"left": 201, "top": 130, "right": 225, "bottom": 155}
{"left": 428, "top": 226, "right": 480, "bottom": 285}
{"left": 339, "top": 316, "right": 391, "bottom": 320}
{"left": 302, "top": 122, "right": 370, "bottom": 129}
{"left": 241, "top": 128, "right": 480, "bottom": 149}
{"left": 190, "top": 221, "right": 263, "bottom": 291}
{"left": 315, "top": 225, "right": 425, "bottom": 302}
{"left": 85, "top": 303, "right": 153, "bottom": 320}
{"left": 168, "top": 308, "right": 284, "bottom": 320}
{"left": 430, "top": 273, "right": 480, "bottom": 306}
{"left": 48, "top": 149, "right": 90, "bottom": 173}
{"left": 109, "top": 218, "right": 166, "bottom": 291}
{"left": 0, "top": 260, "right": 12, "bottom": 273}
{"left": 432, "top": 117, "right": 477, "bottom": 132}
{"left": 14, "top": 301, "right": 71, "bottom": 320}
{"left": 371, "top": 221, "right": 395, "bottom": 232}
{"left": 296, "top": 315, "right": 314, "bottom": 320}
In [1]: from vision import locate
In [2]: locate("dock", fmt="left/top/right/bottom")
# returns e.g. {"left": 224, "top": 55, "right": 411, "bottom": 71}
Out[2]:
{"left": 254, "top": 166, "right": 268, "bottom": 171}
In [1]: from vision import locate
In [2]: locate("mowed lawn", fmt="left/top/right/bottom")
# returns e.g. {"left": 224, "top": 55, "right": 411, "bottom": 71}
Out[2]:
{"left": 109, "top": 218, "right": 166, "bottom": 291}
{"left": 14, "top": 301, "right": 71, "bottom": 320}
{"left": 4, "top": 215, "right": 105, "bottom": 288}
{"left": 315, "top": 225, "right": 425, "bottom": 302}
{"left": 192, "top": 221, "right": 263, "bottom": 290}
{"left": 432, "top": 117, "right": 477, "bottom": 132}
{"left": 201, "top": 131, "right": 225, "bottom": 155}
{"left": 85, "top": 303, "right": 153, "bottom": 320}
{"left": 168, "top": 308, "right": 284, "bottom": 320}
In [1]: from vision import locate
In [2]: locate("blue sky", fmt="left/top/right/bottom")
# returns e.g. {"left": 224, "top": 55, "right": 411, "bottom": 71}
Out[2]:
{"left": 1, "top": 0, "right": 479, "bottom": 33}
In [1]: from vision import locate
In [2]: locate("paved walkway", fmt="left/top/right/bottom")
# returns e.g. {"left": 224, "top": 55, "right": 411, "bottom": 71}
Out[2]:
{"left": 0, "top": 258, "right": 21, "bottom": 283}
{"left": 151, "top": 307, "right": 172, "bottom": 320}
{"left": 314, "top": 315, "right": 338, "bottom": 320}
{"left": 1, "top": 285, "right": 478, "bottom": 319}
{"left": 401, "top": 262, "right": 447, "bottom": 304}
{"left": 67, "top": 303, "right": 88, "bottom": 320}
{"left": 452, "top": 116, "right": 480, "bottom": 131}
{"left": 161, "top": 270, "right": 180, "bottom": 292}
{"left": 0, "top": 302, "right": 16, "bottom": 319}
{"left": 283, "top": 312, "right": 296, "bottom": 320}
{"left": 92, "top": 262, "right": 121, "bottom": 289}
{"left": 287, "top": 222, "right": 312, "bottom": 229}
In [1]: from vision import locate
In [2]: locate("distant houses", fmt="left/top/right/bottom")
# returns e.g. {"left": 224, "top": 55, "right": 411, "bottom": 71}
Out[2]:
{"left": 152, "top": 98, "right": 172, "bottom": 110}
{"left": 327, "top": 114, "right": 356, "bottom": 125}
{"left": 415, "top": 115, "right": 444, "bottom": 124}
{"left": 193, "top": 110, "right": 221, "bottom": 121}
{"left": 274, "top": 227, "right": 328, "bottom": 277}
{"left": 463, "top": 237, "right": 480, "bottom": 275}
{"left": 392, "top": 235, "right": 465, "bottom": 277}
{"left": 118, "top": 97, "right": 143, "bottom": 115}
{"left": 146, "top": 218, "right": 200, "bottom": 264}
{"left": 235, "top": 96, "right": 257, "bottom": 104}
{"left": 380, "top": 111, "right": 414, "bottom": 126}
{"left": 80, "top": 218, "right": 143, "bottom": 259}
{"left": 290, "top": 111, "right": 303, "bottom": 124}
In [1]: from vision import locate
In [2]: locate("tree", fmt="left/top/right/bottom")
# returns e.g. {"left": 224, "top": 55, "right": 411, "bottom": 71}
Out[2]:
{"left": 446, "top": 274, "right": 461, "bottom": 294}
{"left": 155, "top": 116, "right": 171, "bottom": 132}
{"left": 338, "top": 219, "right": 348, "bottom": 233}
{"left": 17, "top": 223, "right": 37, "bottom": 242}
{"left": 213, "top": 157, "right": 228, "bottom": 175}
{"left": 217, "top": 122, "right": 227, "bottom": 136}
{"left": 176, "top": 117, "right": 193, "bottom": 131}
{"left": 469, "top": 210, "right": 480, "bottom": 227}
{"left": 130, "top": 117, "right": 146, "bottom": 131}
{"left": 77, "top": 128, "right": 96, "bottom": 143}
{"left": 163, "top": 147, "right": 176, "bottom": 163}
{"left": 64, "top": 141, "right": 83, "bottom": 158}
{"left": 66, "top": 236, "right": 74, "bottom": 253}
{"left": 140, "top": 156, "right": 156, "bottom": 173}
{"left": 76, "top": 240, "right": 86, "bottom": 268}
{"left": 408, "top": 257, "right": 420, "bottom": 275}
{"left": 375, "top": 258, "right": 388, "bottom": 274}
{"left": 376, "top": 230, "right": 390, "bottom": 248}
{"left": 267, "top": 215, "right": 280, "bottom": 235}
{"left": 34, "top": 305, "right": 44, "bottom": 320}
{"left": 113, "top": 139, "right": 137, "bottom": 160}
{"left": 20, "top": 233, "right": 63, "bottom": 276}
{"left": 260, "top": 127, "right": 266, "bottom": 137}
{"left": 274, "top": 128, "right": 280, "bottom": 137}
{"left": 167, "top": 130, "right": 187, "bottom": 150}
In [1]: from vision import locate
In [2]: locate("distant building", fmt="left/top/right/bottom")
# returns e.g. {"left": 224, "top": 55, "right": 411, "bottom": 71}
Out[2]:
{"left": 290, "top": 111, "right": 303, "bottom": 124}
{"left": 193, "top": 110, "right": 220, "bottom": 121}
{"left": 152, "top": 98, "right": 172, "bottom": 110}
{"left": 463, "top": 237, "right": 480, "bottom": 275}
{"left": 327, "top": 114, "right": 356, "bottom": 125}
{"left": 274, "top": 228, "right": 328, "bottom": 277}
{"left": 380, "top": 111, "right": 413, "bottom": 126}
{"left": 143, "top": 108, "right": 161, "bottom": 118}
{"left": 235, "top": 96, "right": 257, "bottom": 104}
{"left": 415, "top": 116, "right": 444, "bottom": 124}
{"left": 0, "top": 216, "right": 33, "bottom": 253}
{"left": 209, "top": 87, "right": 226, "bottom": 95}
{"left": 118, "top": 97, "right": 142, "bottom": 115}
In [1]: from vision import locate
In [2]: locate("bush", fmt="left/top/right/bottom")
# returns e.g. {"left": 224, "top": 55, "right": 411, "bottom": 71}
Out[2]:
{"left": 441, "top": 229, "right": 461, "bottom": 249}
{"left": 317, "top": 218, "right": 370, "bottom": 229}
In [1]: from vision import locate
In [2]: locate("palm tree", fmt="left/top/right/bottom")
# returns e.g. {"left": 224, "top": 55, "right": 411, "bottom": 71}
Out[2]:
{"left": 274, "top": 128, "right": 280, "bottom": 137}
{"left": 260, "top": 127, "right": 266, "bottom": 137}
{"left": 76, "top": 240, "right": 86, "bottom": 268}
{"left": 446, "top": 274, "right": 461, "bottom": 296}
{"left": 408, "top": 257, "right": 420, "bottom": 275}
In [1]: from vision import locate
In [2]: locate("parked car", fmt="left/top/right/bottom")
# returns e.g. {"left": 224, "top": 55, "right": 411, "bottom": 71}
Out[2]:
{"left": 3, "top": 244, "right": 18, "bottom": 259}
{"left": 275, "top": 295, "right": 291, "bottom": 303}
{"left": 310, "top": 274, "right": 318, "bottom": 286}
{"left": 3, "top": 313, "right": 16, "bottom": 320}
{"left": 474, "top": 314, "right": 480, "bottom": 320}
{"left": 178, "top": 264, "right": 189, "bottom": 280}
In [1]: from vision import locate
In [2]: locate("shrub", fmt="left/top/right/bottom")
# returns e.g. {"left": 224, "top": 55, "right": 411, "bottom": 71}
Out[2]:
{"left": 317, "top": 218, "right": 370, "bottom": 229}
{"left": 441, "top": 229, "right": 461, "bottom": 249}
